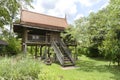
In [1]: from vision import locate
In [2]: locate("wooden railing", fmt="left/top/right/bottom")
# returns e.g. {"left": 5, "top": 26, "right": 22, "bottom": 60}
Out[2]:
{"left": 28, "top": 35, "right": 46, "bottom": 42}
{"left": 64, "top": 40, "right": 77, "bottom": 46}
{"left": 51, "top": 40, "right": 64, "bottom": 66}
{"left": 59, "top": 39, "right": 75, "bottom": 65}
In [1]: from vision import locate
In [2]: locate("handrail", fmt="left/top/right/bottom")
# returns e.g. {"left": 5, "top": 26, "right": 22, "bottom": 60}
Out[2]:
{"left": 59, "top": 40, "right": 71, "bottom": 54}
{"left": 59, "top": 39, "right": 75, "bottom": 64}
{"left": 51, "top": 40, "right": 64, "bottom": 66}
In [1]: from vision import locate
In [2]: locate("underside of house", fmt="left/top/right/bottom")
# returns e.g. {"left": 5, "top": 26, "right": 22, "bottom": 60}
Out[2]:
{"left": 14, "top": 10, "right": 77, "bottom": 66}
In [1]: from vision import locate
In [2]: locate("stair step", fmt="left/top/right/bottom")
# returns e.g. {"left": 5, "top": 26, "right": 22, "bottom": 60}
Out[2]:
{"left": 64, "top": 56, "right": 69, "bottom": 58}
{"left": 64, "top": 58, "right": 70, "bottom": 61}
{"left": 64, "top": 61, "right": 71, "bottom": 63}
{"left": 63, "top": 64, "right": 75, "bottom": 67}
{"left": 64, "top": 57, "right": 68, "bottom": 59}
{"left": 64, "top": 59, "right": 70, "bottom": 61}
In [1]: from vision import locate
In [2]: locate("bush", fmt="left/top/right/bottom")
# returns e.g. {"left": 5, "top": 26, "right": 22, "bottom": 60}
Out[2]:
{"left": 82, "top": 43, "right": 103, "bottom": 57}
{"left": 0, "top": 45, "right": 6, "bottom": 56}
{"left": 87, "top": 46, "right": 99, "bottom": 57}
{"left": 6, "top": 37, "right": 21, "bottom": 56}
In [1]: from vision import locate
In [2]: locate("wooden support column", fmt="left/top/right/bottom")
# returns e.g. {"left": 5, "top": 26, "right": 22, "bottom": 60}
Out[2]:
{"left": 48, "top": 46, "right": 50, "bottom": 58}
{"left": 40, "top": 46, "right": 43, "bottom": 57}
{"left": 42, "top": 46, "right": 47, "bottom": 60}
{"left": 75, "top": 46, "right": 78, "bottom": 60}
{"left": 31, "top": 46, "right": 33, "bottom": 56}
{"left": 74, "top": 46, "right": 76, "bottom": 60}
{"left": 54, "top": 54, "right": 57, "bottom": 62}
{"left": 45, "top": 32, "right": 48, "bottom": 60}
{"left": 22, "top": 28, "right": 28, "bottom": 54}
{"left": 35, "top": 45, "right": 37, "bottom": 58}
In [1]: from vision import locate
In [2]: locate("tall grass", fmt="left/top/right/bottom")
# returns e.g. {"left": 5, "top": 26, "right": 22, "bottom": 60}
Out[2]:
{"left": 0, "top": 55, "right": 120, "bottom": 80}
{"left": 0, "top": 56, "right": 42, "bottom": 80}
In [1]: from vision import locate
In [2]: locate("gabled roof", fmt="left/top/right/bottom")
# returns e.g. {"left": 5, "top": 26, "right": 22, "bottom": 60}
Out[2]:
{"left": 19, "top": 10, "right": 68, "bottom": 30}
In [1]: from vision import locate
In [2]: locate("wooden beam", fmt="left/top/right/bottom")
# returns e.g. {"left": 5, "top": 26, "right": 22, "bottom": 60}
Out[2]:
{"left": 75, "top": 46, "right": 78, "bottom": 60}
{"left": 35, "top": 45, "right": 37, "bottom": 58}
{"left": 40, "top": 46, "right": 43, "bottom": 57}
{"left": 22, "top": 27, "right": 28, "bottom": 54}
{"left": 44, "top": 46, "right": 47, "bottom": 60}
{"left": 30, "top": 46, "right": 33, "bottom": 56}
{"left": 48, "top": 46, "right": 50, "bottom": 58}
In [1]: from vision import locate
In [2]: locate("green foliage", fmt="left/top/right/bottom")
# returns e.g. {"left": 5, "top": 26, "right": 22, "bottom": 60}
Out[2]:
{"left": 99, "top": 29, "right": 120, "bottom": 66}
{"left": 0, "top": 0, "right": 33, "bottom": 33}
{"left": 0, "top": 56, "right": 42, "bottom": 80}
{"left": 0, "top": 55, "right": 120, "bottom": 80}
{"left": 75, "top": 17, "right": 90, "bottom": 44}
{"left": 0, "top": 0, "right": 33, "bottom": 55}
{"left": 6, "top": 36, "right": 21, "bottom": 55}
{"left": 61, "top": 25, "right": 76, "bottom": 44}
{"left": 98, "top": 0, "right": 120, "bottom": 66}
{"left": 0, "top": 46, "right": 6, "bottom": 56}
{"left": 74, "top": 0, "right": 120, "bottom": 66}
{"left": 0, "top": 29, "right": 21, "bottom": 56}
{"left": 0, "top": 6, "right": 10, "bottom": 27}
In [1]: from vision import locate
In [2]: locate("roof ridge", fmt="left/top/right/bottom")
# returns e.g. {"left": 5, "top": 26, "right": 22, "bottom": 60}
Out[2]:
{"left": 22, "top": 10, "right": 66, "bottom": 20}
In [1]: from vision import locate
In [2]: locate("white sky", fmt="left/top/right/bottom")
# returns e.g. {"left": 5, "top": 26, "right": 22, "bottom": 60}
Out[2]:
{"left": 28, "top": 0, "right": 109, "bottom": 24}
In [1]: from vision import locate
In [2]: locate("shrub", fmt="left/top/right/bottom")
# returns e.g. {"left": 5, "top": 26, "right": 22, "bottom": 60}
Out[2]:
{"left": 6, "top": 37, "right": 21, "bottom": 56}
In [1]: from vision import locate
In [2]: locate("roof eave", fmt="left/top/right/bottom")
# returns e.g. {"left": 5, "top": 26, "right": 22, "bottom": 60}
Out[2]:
{"left": 14, "top": 24, "right": 65, "bottom": 32}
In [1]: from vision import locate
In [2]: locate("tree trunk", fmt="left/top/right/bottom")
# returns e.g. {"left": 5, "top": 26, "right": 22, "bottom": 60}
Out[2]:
{"left": 9, "top": 22, "right": 13, "bottom": 37}
{"left": 10, "top": 16, "right": 14, "bottom": 36}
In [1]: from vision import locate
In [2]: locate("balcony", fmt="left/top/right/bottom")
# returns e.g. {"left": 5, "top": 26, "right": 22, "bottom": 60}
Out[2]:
{"left": 28, "top": 34, "right": 46, "bottom": 42}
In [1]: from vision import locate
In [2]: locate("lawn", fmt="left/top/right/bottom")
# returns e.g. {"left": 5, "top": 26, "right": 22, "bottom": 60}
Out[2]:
{"left": 0, "top": 55, "right": 120, "bottom": 80}
{"left": 42, "top": 55, "right": 120, "bottom": 80}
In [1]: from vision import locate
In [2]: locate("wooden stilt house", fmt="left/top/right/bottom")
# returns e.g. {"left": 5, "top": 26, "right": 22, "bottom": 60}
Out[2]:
{"left": 14, "top": 10, "right": 77, "bottom": 66}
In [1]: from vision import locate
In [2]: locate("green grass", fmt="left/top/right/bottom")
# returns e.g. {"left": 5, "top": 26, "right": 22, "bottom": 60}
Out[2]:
{"left": 41, "top": 55, "right": 120, "bottom": 80}
{"left": 0, "top": 55, "right": 120, "bottom": 80}
{"left": 0, "top": 56, "right": 42, "bottom": 80}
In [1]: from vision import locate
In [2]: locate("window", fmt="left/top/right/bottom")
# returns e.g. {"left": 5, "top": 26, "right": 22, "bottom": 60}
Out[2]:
{"left": 32, "top": 35, "right": 36, "bottom": 39}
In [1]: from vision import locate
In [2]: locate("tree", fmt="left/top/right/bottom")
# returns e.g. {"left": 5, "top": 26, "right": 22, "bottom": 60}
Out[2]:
{"left": 74, "top": 0, "right": 120, "bottom": 66}
{"left": 0, "top": 1, "right": 10, "bottom": 27}
{"left": 99, "top": 0, "right": 120, "bottom": 66}
{"left": 0, "top": 0, "right": 33, "bottom": 33}
{"left": 75, "top": 17, "right": 90, "bottom": 45}
{"left": 0, "top": 0, "right": 33, "bottom": 55}
{"left": 61, "top": 25, "right": 76, "bottom": 44}
{"left": 75, "top": 12, "right": 106, "bottom": 57}
{"left": 99, "top": 29, "right": 120, "bottom": 66}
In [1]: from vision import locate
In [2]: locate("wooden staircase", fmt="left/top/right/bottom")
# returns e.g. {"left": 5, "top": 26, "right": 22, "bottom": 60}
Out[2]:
{"left": 51, "top": 40, "right": 75, "bottom": 67}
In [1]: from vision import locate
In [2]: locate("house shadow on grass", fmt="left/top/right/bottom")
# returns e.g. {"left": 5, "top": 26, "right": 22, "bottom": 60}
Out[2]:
{"left": 76, "top": 60, "right": 120, "bottom": 80}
